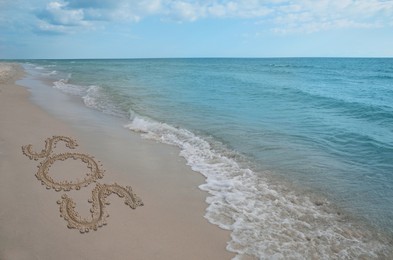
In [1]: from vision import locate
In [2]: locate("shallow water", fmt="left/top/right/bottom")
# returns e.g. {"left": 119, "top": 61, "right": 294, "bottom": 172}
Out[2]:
{"left": 20, "top": 58, "right": 393, "bottom": 259}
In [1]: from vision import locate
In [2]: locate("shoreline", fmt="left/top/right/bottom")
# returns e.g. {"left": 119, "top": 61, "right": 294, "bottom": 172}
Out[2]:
{"left": 0, "top": 63, "right": 234, "bottom": 259}
{"left": 3, "top": 61, "right": 393, "bottom": 259}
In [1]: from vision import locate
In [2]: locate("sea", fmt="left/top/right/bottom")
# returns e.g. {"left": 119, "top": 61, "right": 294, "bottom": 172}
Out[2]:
{"left": 18, "top": 58, "right": 393, "bottom": 259}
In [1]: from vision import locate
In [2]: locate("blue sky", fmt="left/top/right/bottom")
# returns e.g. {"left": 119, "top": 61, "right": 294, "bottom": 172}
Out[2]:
{"left": 1, "top": 0, "right": 393, "bottom": 59}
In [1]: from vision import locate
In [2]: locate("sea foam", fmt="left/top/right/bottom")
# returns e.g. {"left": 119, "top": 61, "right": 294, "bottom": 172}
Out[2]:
{"left": 125, "top": 115, "right": 391, "bottom": 259}
{"left": 53, "top": 78, "right": 85, "bottom": 96}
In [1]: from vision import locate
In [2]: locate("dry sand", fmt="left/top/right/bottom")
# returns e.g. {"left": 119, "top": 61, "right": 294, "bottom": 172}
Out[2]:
{"left": 0, "top": 63, "right": 234, "bottom": 259}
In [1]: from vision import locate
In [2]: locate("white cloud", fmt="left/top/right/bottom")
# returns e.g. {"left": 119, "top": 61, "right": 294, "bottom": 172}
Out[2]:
{"left": 139, "top": 0, "right": 164, "bottom": 14}
{"left": 46, "top": 1, "right": 85, "bottom": 25}
{"left": 269, "top": 0, "right": 393, "bottom": 34}
{"left": 35, "top": 1, "right": 97, "bottom": 33}
{"left": 33, "top": 0, "right": 393, "bottom": 34}
{"left": 37, "top": 20, "right": 69, "bottom": 34}
{"left": 165, "top": 0, "right": 272, "bottom": 21}
{"left": 170, "top": 2, "right": 205, "bottom": 21}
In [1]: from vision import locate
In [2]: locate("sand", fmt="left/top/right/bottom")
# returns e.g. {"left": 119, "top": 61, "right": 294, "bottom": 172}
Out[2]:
{"left": 0, "top": 63, "right": 234, "bottom": 259}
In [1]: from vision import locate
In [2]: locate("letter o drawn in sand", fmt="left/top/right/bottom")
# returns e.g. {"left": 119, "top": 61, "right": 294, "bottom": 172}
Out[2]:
{"left": 22, "top": 135, "right": 104, "bottom": 191}
{"left": 22, "top": 135, "right": 143, "bottom": 233}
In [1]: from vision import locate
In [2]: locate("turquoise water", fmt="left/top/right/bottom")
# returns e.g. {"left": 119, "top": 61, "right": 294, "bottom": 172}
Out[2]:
{"left": 23, "top": 58, "right": 393, "bottom": 258}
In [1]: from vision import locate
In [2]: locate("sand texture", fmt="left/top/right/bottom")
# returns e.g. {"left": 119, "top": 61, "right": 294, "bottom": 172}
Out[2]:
{"left": 0, "top": 63, "right": 233, "bottom": 260}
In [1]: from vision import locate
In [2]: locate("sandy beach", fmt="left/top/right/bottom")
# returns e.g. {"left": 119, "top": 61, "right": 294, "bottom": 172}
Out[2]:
{"left": 0, "top": 63, "right": 234, "bottom": 259}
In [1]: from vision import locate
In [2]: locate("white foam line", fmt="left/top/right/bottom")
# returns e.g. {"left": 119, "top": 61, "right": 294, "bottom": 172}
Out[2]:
{"left": 125, "top": 115, "right": 391, "bottom": 259}
{"left": 53, "top": 79, "right": 86, "bottom": 96}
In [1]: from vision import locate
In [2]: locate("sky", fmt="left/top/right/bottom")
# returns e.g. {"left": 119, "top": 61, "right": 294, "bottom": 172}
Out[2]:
{"left": 1, "top": 0, "right": 393, "bottom": 59}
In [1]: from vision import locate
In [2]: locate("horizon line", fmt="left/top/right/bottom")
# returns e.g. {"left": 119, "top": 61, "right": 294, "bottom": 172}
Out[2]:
{"left": 2, "top": 56, "right": 393, "bottom": 61}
